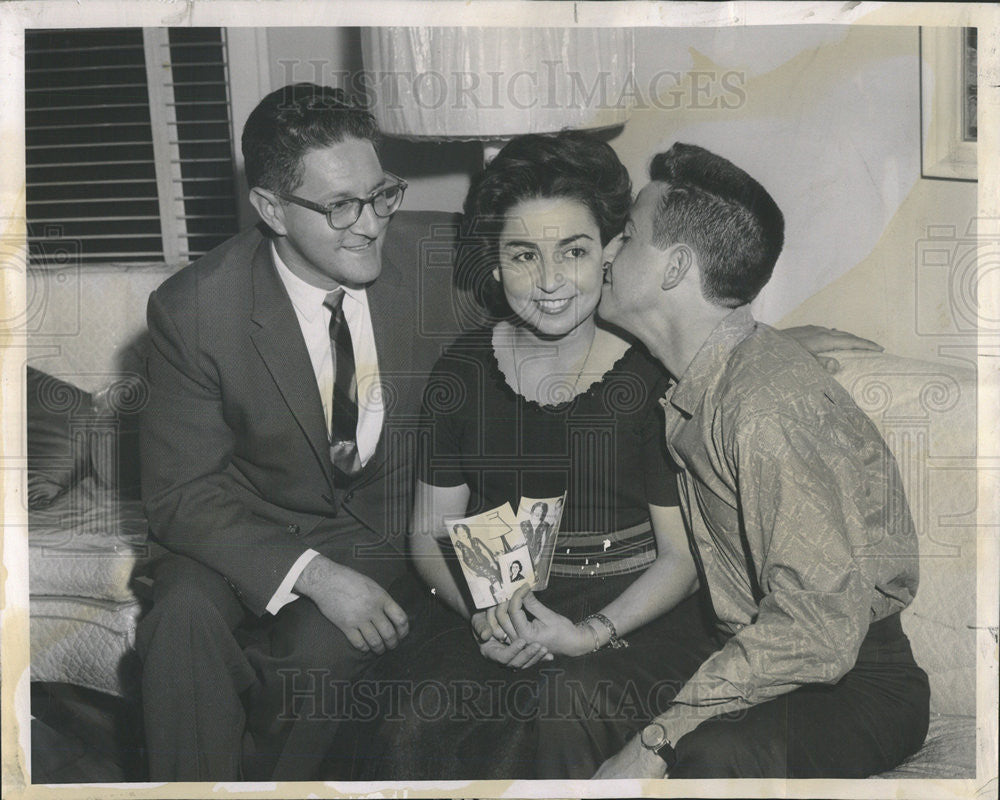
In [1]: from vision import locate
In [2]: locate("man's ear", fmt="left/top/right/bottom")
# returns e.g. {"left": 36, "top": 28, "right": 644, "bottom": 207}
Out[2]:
{"left": 662, "top": 244, "right": 693, "bottom": 290}
{"left": 491, "top": 266, "right": 501, "bottom": 283}
{"left": 248, "top": 187, "right": 287, "bottom": 236}
{"left": 602, "top": 233, "right": 623, "bottom": 265}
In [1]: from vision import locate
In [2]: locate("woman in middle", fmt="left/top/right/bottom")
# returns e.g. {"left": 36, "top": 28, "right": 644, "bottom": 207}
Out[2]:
{"left": 352, "top": 130, "right": 865, "bottom": 779}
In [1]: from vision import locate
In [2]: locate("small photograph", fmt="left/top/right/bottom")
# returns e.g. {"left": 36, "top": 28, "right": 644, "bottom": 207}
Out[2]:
{"left": 515, "top": 492, "right": 567, "bottom": 591}
{"left": 497, "top": 547, "right": 536, "bottom": 597}
{"left": 446, "top": 504, "right": 526, "bottom": 609}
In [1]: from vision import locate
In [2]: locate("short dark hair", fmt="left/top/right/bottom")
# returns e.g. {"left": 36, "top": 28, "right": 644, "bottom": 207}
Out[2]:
{"left": 458, "top": 130, "right": 632, "bottom": 318}
{"left": 647, "top": 143, "right": 784, "bottom": 307}
{"left": 241, "top": 83, "right": 380, "bottom": 195}
{"left": 531, "top": 501, "right": 548, "bottom": 516}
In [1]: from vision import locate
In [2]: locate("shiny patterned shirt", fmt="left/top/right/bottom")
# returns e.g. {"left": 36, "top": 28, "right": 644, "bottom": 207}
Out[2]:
{"left": 654, "top": 306, "right": 919, "bottom": 746}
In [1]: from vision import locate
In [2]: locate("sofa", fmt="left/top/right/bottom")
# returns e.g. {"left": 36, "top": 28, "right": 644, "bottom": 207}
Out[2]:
{"left": 25, "top": 210, "right": 978, "bottom": 779}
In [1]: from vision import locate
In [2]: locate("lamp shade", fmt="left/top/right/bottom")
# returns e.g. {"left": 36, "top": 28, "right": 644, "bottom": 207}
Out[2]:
{"left": 360, "top": 27, "right": 635, "bottom": 140}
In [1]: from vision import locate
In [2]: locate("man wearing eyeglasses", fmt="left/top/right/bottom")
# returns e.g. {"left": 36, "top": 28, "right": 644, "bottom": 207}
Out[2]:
{"left": 136, "top": 83, "right": 450, "bottom": 781}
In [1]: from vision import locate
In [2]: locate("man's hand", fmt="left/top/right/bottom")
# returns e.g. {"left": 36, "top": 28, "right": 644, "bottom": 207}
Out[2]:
{"left": 294, "top": 555, "right": 408, "bottom": 654}
{"left": 593, "top": 734, "right": 668, "bottom": 779}
{"left": 782, "top": 324, "right": 883, "bottom": 374}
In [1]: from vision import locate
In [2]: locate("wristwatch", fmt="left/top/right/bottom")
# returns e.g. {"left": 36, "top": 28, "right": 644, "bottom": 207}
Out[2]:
{"left": 639, "top": 721, "right": 677, "bottom": 770}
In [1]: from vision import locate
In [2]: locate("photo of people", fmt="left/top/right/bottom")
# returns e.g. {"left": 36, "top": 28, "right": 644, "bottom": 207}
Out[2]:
{"left": 515, "top": 493, "right": 567, "bottom": 590}
{"left": 6, "top": 3, "right": 991, "bottom": 792}
{"left": 498, "top": 549, "right": 536, "bottom": 597}
{"left": 520, "top": 501, "right": 550, "bottom": 561}
{"left": 445, "top": 504, "right": 527, "bottom": 608}
{"left": 450, "top": 523, "right": 503, "bottom": 605}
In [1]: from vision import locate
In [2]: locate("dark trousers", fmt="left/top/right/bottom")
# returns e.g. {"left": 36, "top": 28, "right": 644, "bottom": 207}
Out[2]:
{"left": 550, "top": 611, "right": 929, "bottom": 779}
{"left": 669, "top": 612, "right": 930, "bottom": 779}
{"left": 135, "top": 549, "right": 418, "bottom": 782}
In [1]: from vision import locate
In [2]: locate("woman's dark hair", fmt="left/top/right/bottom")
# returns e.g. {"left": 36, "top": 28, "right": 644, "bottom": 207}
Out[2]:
{"left": 457, "top": 130, "right": 632, "bottom": 319}
{"left": 242, "top": 83, "right": 380, "bottom": 195}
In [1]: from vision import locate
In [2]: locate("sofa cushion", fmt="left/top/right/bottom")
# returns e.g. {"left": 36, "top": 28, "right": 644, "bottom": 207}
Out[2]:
{"left": 29, "top": 477, "right": 150, "bottom": 601}
{"left": 831, "top": 350, "right": 977, "bottom": 718}
{"left": 29, "top": 594, "right": 144, "bottom": 697}
{"left": 875, "top": 713, "right": 976, "bottom": 778}
{"left": 26, "top": 368, "right": 101, "bottom": 509}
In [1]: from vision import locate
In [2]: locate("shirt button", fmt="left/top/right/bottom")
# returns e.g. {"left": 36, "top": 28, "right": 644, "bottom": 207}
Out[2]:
{"left": 344, "top": 491, "right": 354, "bottom": 503}
{"left": 287, "top": 524, "right": 300, "bottom": 535}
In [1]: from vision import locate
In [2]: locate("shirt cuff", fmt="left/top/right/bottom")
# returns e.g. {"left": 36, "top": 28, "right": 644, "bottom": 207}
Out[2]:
{"left": 265, "top": 549, "right": 320, "bottom": 615}
{"left": 654, "top": 697, "right": 751, "bottom": 750}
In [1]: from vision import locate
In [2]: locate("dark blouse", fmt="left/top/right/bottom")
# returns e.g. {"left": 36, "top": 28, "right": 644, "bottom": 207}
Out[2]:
{"left": 418, "top": 329, "right": 680, "bottom": 577}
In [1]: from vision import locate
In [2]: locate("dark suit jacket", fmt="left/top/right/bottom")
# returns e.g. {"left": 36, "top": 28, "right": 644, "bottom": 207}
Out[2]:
{"left": 141, "top": 213, "right": 462, "bottom": 615}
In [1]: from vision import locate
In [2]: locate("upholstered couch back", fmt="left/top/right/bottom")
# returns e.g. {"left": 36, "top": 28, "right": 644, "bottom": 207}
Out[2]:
{"left": 830, "top": 350, "right": 977, "bottom": 717}
{"left": 26, "top": 263, "right": 175, "bottom": 395}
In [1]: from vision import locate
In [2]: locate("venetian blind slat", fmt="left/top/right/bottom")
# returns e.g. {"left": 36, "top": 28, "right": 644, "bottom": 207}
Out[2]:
{"left": 26, "top": 28, "right": 161, "bottom": 265}
{"left": 25, "top": 27, "right": 239, "bottom": 266}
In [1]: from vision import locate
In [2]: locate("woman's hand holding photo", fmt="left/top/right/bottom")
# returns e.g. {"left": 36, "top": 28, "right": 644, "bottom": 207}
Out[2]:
{"left": 486, "top": 584, "right": 598, "bottom": 658}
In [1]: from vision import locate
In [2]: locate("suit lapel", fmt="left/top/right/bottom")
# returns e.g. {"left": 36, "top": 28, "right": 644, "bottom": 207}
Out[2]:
{"left": 349, "top": 243, "right": 410, "bottom": 486}
{"left": 249, "top": 241, "right": 335, "bottom": 490}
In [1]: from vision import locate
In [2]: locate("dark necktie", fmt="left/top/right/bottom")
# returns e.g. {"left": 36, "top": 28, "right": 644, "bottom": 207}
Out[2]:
{"left": 324, "top": 289, "right": 361, "bottom": 483}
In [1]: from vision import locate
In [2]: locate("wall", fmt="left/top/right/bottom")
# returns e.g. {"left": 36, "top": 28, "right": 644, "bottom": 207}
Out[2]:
{"left": 257, "top": 25, "right": 978, "bottom": 363}
{"left": 261, "top": 27, "right": 481, "bottom": 213}
{"left": 614, "top": 24, "right": 977, "bottom": 364}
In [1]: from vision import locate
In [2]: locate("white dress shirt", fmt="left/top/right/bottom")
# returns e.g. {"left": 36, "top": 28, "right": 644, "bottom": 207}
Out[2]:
{"left": 265, "top": 243, "right": 385, "bottom": 614}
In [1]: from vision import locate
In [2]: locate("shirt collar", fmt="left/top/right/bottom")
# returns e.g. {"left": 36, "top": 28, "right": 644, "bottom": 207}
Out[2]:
{"left": 270, "top": 242, "right": 364, "bottom": 321}
{"left": 668, "top": 304, "right": 758, "bottom": 416}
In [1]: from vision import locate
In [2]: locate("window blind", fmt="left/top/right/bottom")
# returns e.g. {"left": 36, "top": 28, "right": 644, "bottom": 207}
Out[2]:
{"left": 26, "top": 28, "right": 240, "bottom": 266}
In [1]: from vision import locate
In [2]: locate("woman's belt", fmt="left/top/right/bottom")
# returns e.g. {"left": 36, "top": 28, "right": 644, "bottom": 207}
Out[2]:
{"left": 549, "top": 521, "right": 657, "bottom": 578}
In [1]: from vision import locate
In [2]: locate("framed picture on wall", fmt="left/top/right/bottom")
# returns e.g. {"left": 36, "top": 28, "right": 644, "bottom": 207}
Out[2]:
{"left": 921, "top": 26, "right": 978, "bottom": 180}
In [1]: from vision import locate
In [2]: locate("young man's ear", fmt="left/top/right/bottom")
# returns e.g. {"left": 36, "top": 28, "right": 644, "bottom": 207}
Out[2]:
{"left": 248, "top": 187, "right": 288, "bottom": 236}
{"left": 602, "top": 233, "right": 624, "bottom": 265}
{"left": 661, "top": 244, "right": 693, "bottom": 290}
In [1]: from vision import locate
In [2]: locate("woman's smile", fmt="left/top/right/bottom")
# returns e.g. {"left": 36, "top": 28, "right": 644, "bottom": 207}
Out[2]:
{"left": 534, "top": 295, "right": 576, "bottom": 314}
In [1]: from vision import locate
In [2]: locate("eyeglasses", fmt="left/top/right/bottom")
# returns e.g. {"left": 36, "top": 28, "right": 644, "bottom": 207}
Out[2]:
{"left": 276, "top": 173, "right": 408, "bottom": 230}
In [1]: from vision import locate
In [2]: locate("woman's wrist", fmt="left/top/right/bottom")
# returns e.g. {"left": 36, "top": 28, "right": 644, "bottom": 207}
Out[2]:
{"left": 578, "top": 612, "right": 630, "bottom": 652}
{"left": 570, "top": 618, "right": 605, "bottom": 656}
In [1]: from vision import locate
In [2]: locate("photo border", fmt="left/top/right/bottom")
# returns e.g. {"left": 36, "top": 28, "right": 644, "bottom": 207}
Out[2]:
{"left": 2, "top": 2, "right": 997, "bottom": 799}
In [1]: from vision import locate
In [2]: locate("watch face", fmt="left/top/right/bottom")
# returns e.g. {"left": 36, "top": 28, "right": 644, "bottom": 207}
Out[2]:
{"left": 641, "top": 723, "right": 667, "bottom": 750}
{"left": 640, "top": 722, "right": 677, "bottom": 770}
